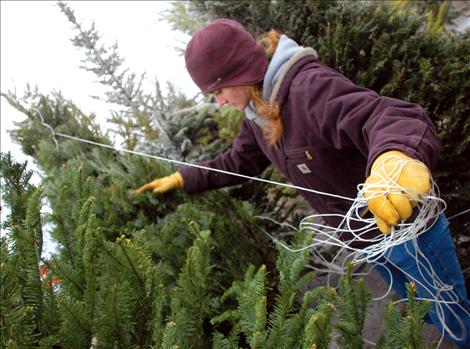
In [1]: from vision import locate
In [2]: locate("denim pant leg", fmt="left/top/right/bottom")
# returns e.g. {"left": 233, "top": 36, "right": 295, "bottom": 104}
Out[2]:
{"left": 374, "top": 214, "right": 470, "bottom": 347}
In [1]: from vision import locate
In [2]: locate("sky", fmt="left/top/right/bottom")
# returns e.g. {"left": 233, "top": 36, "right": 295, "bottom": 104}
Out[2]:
{"left": 1, "top": 1, "right": 198, "bottom": 163}
{"left": 1, "top": 1, "right": 199, "bottom": 255}
{"left": 2, "top": 1, "right": 468, "bottom": 166}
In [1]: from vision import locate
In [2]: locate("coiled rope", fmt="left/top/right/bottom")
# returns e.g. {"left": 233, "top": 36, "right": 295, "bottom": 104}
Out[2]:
{"left": 33, "top": 109, "right": 469, "bottom": 346}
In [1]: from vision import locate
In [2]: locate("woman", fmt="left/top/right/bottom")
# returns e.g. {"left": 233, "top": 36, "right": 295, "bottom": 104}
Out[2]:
{"left": 138, "top": 19, "right": 469, "bottom": 346}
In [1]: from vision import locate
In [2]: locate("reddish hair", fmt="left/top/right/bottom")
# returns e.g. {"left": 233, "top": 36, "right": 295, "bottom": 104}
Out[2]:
{"left": 249, "top": 29, "right": 283, "bottom": 146}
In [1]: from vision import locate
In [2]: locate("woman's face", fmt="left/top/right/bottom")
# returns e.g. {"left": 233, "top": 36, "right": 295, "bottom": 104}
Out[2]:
{"left": 210, "top": 86, "right": 251, "bottom": 110}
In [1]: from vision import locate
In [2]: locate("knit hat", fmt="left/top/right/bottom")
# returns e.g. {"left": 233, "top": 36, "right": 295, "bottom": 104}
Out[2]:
{"left": 184, "top": 19, "right": 269, "bottom": 93}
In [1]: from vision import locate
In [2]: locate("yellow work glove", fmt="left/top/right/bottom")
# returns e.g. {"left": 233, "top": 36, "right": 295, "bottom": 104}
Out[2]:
{"left": 136, "top": 172, "right": 184, "bottom": 194}
{"left": 364, "top": 150, "right": 431, "bottom": 235}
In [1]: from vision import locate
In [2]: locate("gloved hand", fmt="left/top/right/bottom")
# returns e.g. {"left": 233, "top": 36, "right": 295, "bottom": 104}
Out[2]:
{"left": 364, "top": 150, "right": 431, "bottom": 234}
{"left": 136, "top": 172, "right": 184, "bottom": 194}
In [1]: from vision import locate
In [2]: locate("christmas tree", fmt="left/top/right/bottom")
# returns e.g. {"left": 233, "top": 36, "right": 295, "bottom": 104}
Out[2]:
{"left": 2, "top": 1, "right": 458, "bottom": 347}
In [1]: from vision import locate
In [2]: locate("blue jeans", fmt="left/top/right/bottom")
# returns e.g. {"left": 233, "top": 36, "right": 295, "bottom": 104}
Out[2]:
{"left": 373, "top": 214, "right": 470, "bottom": 348}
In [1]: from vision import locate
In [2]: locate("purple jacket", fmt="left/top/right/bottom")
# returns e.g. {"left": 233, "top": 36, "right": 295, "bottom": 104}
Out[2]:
{"left": 179, "top": 54, "right": 441, "bottom": 236}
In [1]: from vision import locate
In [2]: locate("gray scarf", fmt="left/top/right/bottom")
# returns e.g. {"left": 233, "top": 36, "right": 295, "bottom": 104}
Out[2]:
{"left": 244, "top": 35, "right": 317, "bottom": 128}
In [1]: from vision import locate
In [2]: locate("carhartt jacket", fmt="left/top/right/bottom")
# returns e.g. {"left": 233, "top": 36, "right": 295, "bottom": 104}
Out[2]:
{"left": 179, "top": 53, "right": 441, "bottom": 239}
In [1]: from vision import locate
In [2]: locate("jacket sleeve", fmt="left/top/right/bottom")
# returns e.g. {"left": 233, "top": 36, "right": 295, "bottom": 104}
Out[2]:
{"left": 178, "top": 118, "right": 271, "bottom": 193}
{"left": 300, "top": 63, "right": 441, "bottom": 174}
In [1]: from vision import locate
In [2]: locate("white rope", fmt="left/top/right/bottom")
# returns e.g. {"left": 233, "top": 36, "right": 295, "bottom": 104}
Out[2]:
{"left": 53, "top": 131, "right": 358, "bottom": 202}
{"left": 447, "top": 208, "right": 470, "bottom": 220}
{"left": 33, "top": 109, "right": 469, "bottom": 222}
{"left": 34, "top": 111, "right": 470, "bottom": 347}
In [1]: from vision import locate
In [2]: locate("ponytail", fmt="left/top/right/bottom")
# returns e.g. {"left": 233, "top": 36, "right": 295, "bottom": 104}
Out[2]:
{"left": 249, "top": 29, "right": 283, "bottom": 146}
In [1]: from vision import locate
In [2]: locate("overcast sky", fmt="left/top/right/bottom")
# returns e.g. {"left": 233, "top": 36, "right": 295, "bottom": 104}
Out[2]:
{"left": 3, "top": 1, "right": 468, "bottom": 166}
{"left": 1, "top": 1, "right": 199, "bottom": 255}
{"left": 1, "top": 1, "right": 198, "bottom": 164}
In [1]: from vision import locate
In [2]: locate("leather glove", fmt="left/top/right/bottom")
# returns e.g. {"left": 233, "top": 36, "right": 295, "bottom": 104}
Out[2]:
{"left": 364, "top": 150, "right": 431, "bottom": 234}
{"left": 136, "top": 172, "right": 184, "bottom": 194}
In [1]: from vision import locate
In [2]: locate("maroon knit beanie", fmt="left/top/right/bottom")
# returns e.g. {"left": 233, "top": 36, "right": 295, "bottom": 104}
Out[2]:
{"left": 185, "top": 19, "right": 269, "bottom": 93}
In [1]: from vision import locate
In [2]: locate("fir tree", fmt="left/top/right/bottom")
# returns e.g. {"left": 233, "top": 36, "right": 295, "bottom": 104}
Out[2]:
{"left": 166, "top": 0, "right": 470, "bottom": 283}
{"left": 1, "top": 2, "right": 439, "bottom": 347}
{"left": 377, "top": 283, "right": 430, "bottom": 349}
{"left": 334, "top": 263, "right": 372, "bottom": 349}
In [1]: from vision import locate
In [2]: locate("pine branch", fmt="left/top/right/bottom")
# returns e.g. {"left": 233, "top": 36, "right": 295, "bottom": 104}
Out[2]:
{"left": 51, "top": 185, "right": 77, "bottom": 267}
{"left": 402, "top": 283, "right": 430, "bottom": 349}
{"left": 57, "top": 1, "right": 182, "bottom": 155}
{"left": 265, "top": 230, "right": 315, "bottom": 348}
{"left": 57, "top": 2, "right": 138, "bottom": 109}
{"left": 377, "top": 283, "right": 430, "bottom": 349}
{"left": 0, "top": 238, "right": 36, "bottom": 347}
{"left": 58, "top": 296, "right": 93, "bottom": 347}
{"left": 334, "top": 262, "right": 372, "bottom": 349}
{"left": 167, "top": 224, "right": 215, "bottom": 348}
{"left": 74, "top": 194, "right": 95, "bottom": 268}
{"left": 116, "top": 235, "right": 145, "bottom": 289}
{"left": 82, "top": 197, "right": 98, "bottom": 321}
{"left": 14, "top": 188, "right": 46, "bottom": 344}
{"left": 160, "top": 321, "right": 177, "bottom": 349}
{"left": 302, "top": 288, "right": 336, "bottom": 349}
{"left": 376, "top": 303, "right": 402, "bottom": 349}
{"left": 95, "top": 282, "right": 135, "bottom": 348}
{"left": 212, "top": 331, "right": 239, "bottom": 349}
{"left": 50, "top": 257, "right": 85, "bottom": 294}
{"left": 0, "top": 152, "right": 35, "bottom": 230}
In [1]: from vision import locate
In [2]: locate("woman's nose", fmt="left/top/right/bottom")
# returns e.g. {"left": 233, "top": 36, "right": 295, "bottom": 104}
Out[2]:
{"left": 215, "top": 95, "right": 227, "bottom": 107}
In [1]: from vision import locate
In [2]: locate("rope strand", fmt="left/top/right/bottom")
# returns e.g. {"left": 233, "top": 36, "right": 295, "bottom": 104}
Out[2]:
{"left": 31, "top": 107, "right": 468, "bottom": 222}
{"left": 33, "top": 114, "right": 470, "bottom": 347}
{"left": 53, "top": 130, "right": 357, "bottom": 202}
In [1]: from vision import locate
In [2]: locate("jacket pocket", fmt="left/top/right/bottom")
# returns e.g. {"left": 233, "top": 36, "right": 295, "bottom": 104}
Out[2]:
{"left": 285, "top": 147, "right": 315, "bottom": 181}
{"left": 285, "top": 147, "right": 314, "bottom": 161}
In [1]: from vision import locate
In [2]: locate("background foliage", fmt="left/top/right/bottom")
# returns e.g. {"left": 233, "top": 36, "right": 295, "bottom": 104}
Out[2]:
{"left": 164, "top": 0, "right": 470, "bottom": 287}
{"left": 1, "top": 0, "right": 468, "bottom": 347}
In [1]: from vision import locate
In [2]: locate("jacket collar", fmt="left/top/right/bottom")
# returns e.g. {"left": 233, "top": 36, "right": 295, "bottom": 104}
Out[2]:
{"left": 244, "top": 35, "right": 318, "bottom": 127}
{"left": 274, "top": 53, "right": 318, "bottom": 107}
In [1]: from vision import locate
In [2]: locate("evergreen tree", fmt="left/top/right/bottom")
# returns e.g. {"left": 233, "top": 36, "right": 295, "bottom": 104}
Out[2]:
{"left": 377, "top": 283, "right": 430, "bottom": 349}
{"left": 0, "top": 2, "right": 439, "bottom": 347}
{"left": 164, "top": 0, "right": 470, "bottom": 291}
{"left": 334, "top": 263, "right": 372, "bottom": 349}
